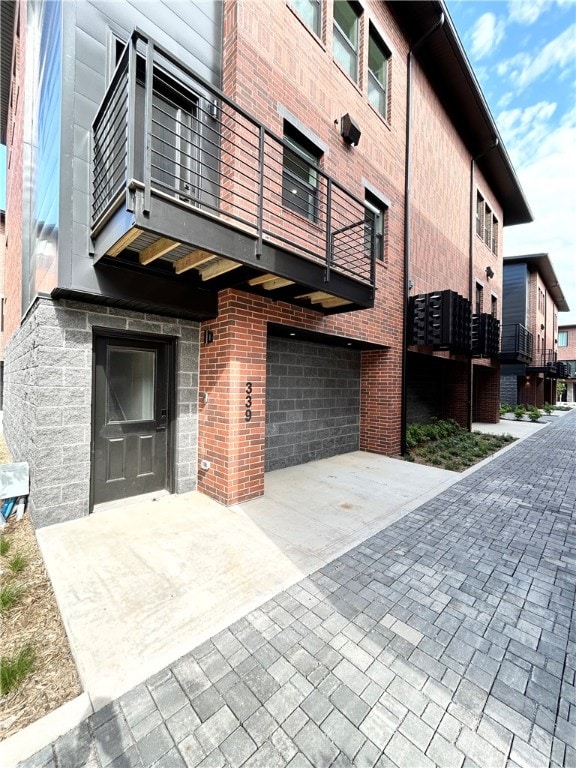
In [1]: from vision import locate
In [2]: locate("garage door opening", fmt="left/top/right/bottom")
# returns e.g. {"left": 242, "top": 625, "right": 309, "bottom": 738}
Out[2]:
{"left": 265, "top": 335, "right": 361, "bottom": 472}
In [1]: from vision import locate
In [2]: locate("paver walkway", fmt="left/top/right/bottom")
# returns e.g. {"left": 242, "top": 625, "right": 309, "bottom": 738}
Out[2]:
{"left": 21, "top": 413, "right": 576, "bottom": 768}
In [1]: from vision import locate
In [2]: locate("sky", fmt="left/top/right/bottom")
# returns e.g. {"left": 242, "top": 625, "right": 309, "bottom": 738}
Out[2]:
{"left": 0, "top": 0, "right": 574, "bottom": 320}
{"left": 446, "top": 0, "right": 576, "bottom": 325}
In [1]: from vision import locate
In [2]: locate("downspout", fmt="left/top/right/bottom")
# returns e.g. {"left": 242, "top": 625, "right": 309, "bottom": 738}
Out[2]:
{"left": 401, "top": 12, "right": 445, "bottom": 454}
{"left": 469, "top": 138, "right": 498, "bottom": 430}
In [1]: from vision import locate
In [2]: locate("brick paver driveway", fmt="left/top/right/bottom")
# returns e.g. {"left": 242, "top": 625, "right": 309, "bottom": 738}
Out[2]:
{"left": 22, "top": 413, "right": 575, "bottom": 768}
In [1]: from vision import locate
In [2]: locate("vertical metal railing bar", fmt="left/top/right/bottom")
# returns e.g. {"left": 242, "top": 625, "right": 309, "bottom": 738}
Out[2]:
{"left": 256, "top": 125, "right": 266, "bottom": 258}
{"left": 143, "top": 41, "right": 154, "bottom": 214}
{"left": 125, "top": 36, "right": 138, "bottom": 213}
{"left": 325, "top": 178, "right": 332, "bottom": 282}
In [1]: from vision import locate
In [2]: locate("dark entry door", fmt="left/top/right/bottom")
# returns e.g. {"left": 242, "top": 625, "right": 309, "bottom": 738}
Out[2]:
{"left": 93, "top": 334, "right": 172, "bottom": 506}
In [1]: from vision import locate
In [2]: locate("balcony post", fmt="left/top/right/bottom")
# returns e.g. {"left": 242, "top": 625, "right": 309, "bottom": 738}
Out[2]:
{"left": 325, "top": 178, "right": 332, "bottom": 283}
{"left": 255, "top": 125, "right": 265, "bottom": 260}
{"left": 143, "top": 39, "right": 154, "bottom": 215}
{"left": 126, "top": 36, "right": 138, "bottom": 213}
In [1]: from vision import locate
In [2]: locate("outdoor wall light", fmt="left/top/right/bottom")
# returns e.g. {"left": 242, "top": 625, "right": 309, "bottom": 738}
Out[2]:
{"left": 485, "top": 266, "right": 495, "bottom": 280}
{"left": 340, "top": 113, "right": 361, "bottom": 146}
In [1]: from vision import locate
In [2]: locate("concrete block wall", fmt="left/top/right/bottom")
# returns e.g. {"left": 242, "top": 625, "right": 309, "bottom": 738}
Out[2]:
{"left": 265, "top": 337, "right": 360, "bottom": 472}
{"left": 3, "top": 297, "right": 200, "bottom": 527}
{"left": 500, "top": 375, "right": 518, "bottom": 406}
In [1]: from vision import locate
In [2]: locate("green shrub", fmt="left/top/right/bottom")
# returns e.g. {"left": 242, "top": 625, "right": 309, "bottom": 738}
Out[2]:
{"left": 500, "top": 403, "right": 513, "bottom": 415}
{"left": 543, "top": 402, "right": 553, "bottom": 415}
{"left": 514, "top": 405, "right": 526, "bottom": 420}
{"left": 528, "top": 406, "right": 541, "bottom": 422}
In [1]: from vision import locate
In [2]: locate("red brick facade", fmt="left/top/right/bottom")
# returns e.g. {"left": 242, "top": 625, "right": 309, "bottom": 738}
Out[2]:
{"left": 3, "top": 0, "right": 25, "bottom": 347}
{"left": 194, "top": 0, "right": 505, "bottom": 504}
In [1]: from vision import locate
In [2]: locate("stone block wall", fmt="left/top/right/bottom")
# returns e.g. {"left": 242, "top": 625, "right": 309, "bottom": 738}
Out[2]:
{"left": 3, "top": 297, "right": 200, "bottom": 527}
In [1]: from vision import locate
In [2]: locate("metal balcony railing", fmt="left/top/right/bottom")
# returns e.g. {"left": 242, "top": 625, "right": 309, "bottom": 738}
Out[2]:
{"left": 527, "top": 349, "right": 557, "bottom": 370}
{"left": 91, "top": 30, "right": 375, "bottom": 290}
{"left": 472, "top": 313, "right": 500, "bottom": 358}
{"left": 499, "top": 323, "right": 533, "bottom": 361}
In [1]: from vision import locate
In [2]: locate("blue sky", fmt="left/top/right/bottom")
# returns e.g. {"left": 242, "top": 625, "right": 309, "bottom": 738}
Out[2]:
{"left": 447, "top": 0, "right": 576, "bottom": 324}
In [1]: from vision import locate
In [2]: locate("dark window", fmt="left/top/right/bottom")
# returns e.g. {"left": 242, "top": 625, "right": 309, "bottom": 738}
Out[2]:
{"left": 558, "top": 331, "right": 568, "bottom": 347}
{"left": 282, "top": 125, "right": 322, "bottom": 222}
{"left": 333, "top": 1, "right": 359, "bottom": 81}
{"left": 491, "top": 295, "right": 497, "bottom": 318}
{"left": 289, "top": 0, "right": 321, "bottom": 36}
{"left": 476, "top": 193, "right": 484, "bottom": 237}
{"left": 150, "top": 71, "right": 199, "bottom": 203}
{"left": 364, "top": 191, "right": 386, "bottom": 261}
{"left": 368, "top": 26, "right": 390, "bottom": 119}
{"left": 475, "top": 282, "right": 483, "bottom": 315}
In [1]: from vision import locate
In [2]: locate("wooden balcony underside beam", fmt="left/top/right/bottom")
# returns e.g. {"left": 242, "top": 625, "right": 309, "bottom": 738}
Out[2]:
{"left": 106, "top": 227, "right": 143, "bottom": 257}
{"left": 199, "top": 258, "right": 241, "bottom": 281}
{"left": 174, "top": 249, "right": 218, "bottom": 274}
{"left": 140, "top": 238, "right": 181, "bottom": 265}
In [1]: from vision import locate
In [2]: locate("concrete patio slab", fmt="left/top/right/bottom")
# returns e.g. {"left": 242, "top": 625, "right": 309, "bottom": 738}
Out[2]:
{"left": 36, "top": 452, "right": 456, "bottom": 711}
{"left": 472, "top": 418, "right": 549, "bottom": 439}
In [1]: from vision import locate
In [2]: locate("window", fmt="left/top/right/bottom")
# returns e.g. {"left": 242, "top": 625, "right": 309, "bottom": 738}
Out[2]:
{"left": 476, "top": 192, "right": 499, "bottom": 254}
{"left": 483, "top": 204, "right": 492, "bottom": 248}
{"left": 151, "top": 71, "right": 199, "bottom": 202}
{"left": 491, "top": 295, "right": 497, "bottom": 318}
{"left": 364, "top": 192, "right": 386, "bottom": 261}
{"left": 558, "top": 331, "right": 568, "bottom": 347}
{"left": 289, "top": 0, "right": 321, "bottom": 36}
{"left": 333, "top": 1, "right": 359, "bottom": 81}
{"left": 368, "top": 26, "right": 390, "bottom": 119}
{"left": 476, "top": 193, "right": 484, "bottom": 237}
{"left": 282, "top": 124, "right": 322, "bottom": 221}
{"left": 475, "top": 282, "right": 483, "bottom": 315}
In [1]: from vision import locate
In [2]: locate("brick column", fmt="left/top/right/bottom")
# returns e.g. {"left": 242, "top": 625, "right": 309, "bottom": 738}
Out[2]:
{"left": 473, "top": 363, "right": 500, "bottom": 423}
{"left": 360, "top": 348, "right": 402, "bottom": 455}
{"left": 198, "top": 291, "right": 267, "bottom": 505}
{"left": 444, "top": 360, "right": 470, "bottom": 428}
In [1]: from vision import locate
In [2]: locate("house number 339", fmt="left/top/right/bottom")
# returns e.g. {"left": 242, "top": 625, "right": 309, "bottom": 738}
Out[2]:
{"left": 245, "top": 382, "right": 253, "bottom": 422}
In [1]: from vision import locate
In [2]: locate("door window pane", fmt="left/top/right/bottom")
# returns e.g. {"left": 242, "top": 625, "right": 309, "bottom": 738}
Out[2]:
{"left": 107, "top": 348, "right": 155, "bottom": 422}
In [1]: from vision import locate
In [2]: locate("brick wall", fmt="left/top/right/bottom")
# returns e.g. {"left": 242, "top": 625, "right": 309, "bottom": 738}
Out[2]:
{"left": 3, "top": 298, "right": 200, "bottom": 527}
{"left": 265, "top": 337, "right": 360, "bottom": 471}
{"left": 4, "top": 0, "right": 25, "bottom": 346}
{"left": 558, "top": 325, "right": 576, "bottom": 361}
{"left": 197, "top": 288, "right": 403, "bottom": 505}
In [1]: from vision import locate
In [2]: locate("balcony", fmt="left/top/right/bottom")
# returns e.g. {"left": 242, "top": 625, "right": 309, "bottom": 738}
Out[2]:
{"left": 499, "top": 323, "right": 533, "bottom": 363}
{"left": 408, "top": 290, "right": 471, "bottom": 353}
{"left": 91, "top": 31, "right": 375, "bottom": 315}
{"left": 472, "top": 313, "right": 500, "bottom": 358}
{"left": 527, "top": 349, "right": 559, "bottom": 376}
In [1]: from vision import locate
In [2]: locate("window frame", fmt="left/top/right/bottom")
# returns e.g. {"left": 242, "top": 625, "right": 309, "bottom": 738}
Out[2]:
{"left": 367, "top": 25, "right": 390, "bottom": 120}
{"left": 475, "top": 281, "right": 484, "bottom": 315}
{"left": 558, "top": 331, "right": 568, "bottom": 347}
{"left": 282, "top": 124, "right": 323, "bottom": 223}
{"left": 288, "top": 0, "right": 322, "bottom": 37}
{"left": 364, "top": 191, "right": 387, "bottom": 262}
{"left": 333, "top": 0, "right": 360, "bottom": 81}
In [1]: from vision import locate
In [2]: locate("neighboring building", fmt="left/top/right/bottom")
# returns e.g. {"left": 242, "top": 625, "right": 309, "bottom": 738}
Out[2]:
{"left": 500, "top": 254, "right": 570, "bottom": 407}
{"left": 1, "top": 0, "right": 531, "bottom": 527}
{"left": 557, "top": 324, "right": 576, "bottom": 402}
{"left": 0, "top": 209, "right": 5, "bottom": 408}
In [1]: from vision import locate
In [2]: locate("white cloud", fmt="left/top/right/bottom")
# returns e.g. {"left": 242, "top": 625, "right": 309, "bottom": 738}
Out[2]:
{"left": 507, "top": 0, "right": 575, "bottom": 26}
{"left": 497, "top": 24, "right": 576, "bottom": 91}
{"left": 470, "top": 13, "right": 506, "bottom": 59}
{"left": 502, "top": 107, "right": 576, "bottom": 322}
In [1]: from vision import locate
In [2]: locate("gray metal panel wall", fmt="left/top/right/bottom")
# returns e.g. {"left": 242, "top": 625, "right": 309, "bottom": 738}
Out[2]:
{"left": 58, "top": 0, "right": 223, "bottom": 296}
{"left": 265, "top": 337, "right": 361, "bottom": 472}
{"left": 502, "top": 262, "right": 528, "bottom": 326}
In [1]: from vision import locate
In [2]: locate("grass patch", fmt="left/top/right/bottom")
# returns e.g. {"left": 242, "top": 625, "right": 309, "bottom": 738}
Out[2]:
{"left": 1, "top": 645, "right": 36, "bottom": 696}
{"left": 405, "top": 420, "right": 515, "bottom": 472}
{"left": 0, "top": 536, "right": 10, "bottom": 556}
{"left": 0, "top": 584, "right": 24, "bottom": 613}
{"left": 8, "top": 553, "right": 29, "bottom": 574}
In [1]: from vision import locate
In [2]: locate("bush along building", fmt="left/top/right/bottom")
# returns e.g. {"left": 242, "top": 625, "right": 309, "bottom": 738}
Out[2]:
{"left": 500, "top": 254, "right": 570, "bottom": 407}
{"left": 1, "top": 0, "right": 532, "bottom": 527}
{"left": 556, "top": 324, "right": 576, "bottom": 403}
